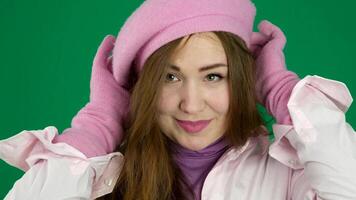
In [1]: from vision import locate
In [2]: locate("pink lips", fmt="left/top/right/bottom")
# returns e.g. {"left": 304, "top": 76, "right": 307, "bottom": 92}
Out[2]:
{"left": 176, "top": 119, "right": 212, "bottom": 134}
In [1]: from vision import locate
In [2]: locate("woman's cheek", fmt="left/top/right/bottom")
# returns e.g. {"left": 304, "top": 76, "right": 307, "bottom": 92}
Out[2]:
{"left": 157, "top": 87, "right": 179, "bottom": 113}
{"left": 205, "top": 84, "right": 229, "bottom": 114}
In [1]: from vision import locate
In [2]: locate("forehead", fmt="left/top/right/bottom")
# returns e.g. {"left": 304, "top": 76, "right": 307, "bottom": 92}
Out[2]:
{"left": 168, "top": 32, "right": 227, "bottom": 68}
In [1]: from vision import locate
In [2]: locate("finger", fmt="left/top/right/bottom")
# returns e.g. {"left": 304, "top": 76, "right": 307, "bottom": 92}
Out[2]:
{"left": 107, "top": 55, "right": 113, "bottom": 74}
{"left": 257, "top": 20, "right": 274, "bottom": 35}
{"left": 251, "top": 32, "right": 269, "bottom": 46}
{"left": 93, "top": 35, "right": 116, "bottom": 67}
{"left": 250, "top": 46, "right": 262, "bottom": 59}
{"left": 249, "top": 32, "right": 268, "bottom": 56}
{"left": 258, "top": 20, "right": 286, "bottom": 48}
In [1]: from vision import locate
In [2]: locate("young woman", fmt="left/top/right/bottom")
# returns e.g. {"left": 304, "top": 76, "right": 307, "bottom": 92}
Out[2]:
{"left": 1, "top": 0, "right": 355, "bottom": 199}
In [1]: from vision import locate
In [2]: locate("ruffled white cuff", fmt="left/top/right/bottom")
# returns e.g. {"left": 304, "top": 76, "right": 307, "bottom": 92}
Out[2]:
{"left": 0, "top": 126, "right": 124, "bottom": 199}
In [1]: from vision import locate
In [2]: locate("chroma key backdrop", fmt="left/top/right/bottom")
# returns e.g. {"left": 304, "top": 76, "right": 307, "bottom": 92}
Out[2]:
{"left": 0, "top": 0, "right": 355, "bottom": 198}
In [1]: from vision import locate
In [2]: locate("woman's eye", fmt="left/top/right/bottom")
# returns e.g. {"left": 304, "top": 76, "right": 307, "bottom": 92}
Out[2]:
{"left": 206, "top": 73, "right": 223, "bottom": 81}
{"left": 165, "top": 73, "right": 224, "bottom": 83}
{"left": 165, "top": 73, "right": 179, "bottom": 82}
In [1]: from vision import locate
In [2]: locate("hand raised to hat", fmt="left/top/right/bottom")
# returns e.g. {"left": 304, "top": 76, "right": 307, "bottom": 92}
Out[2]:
{"left": 53, "top": 35, "right": 131, "bottom": 157}
{"left": 250, "top": 20, "right": 300, "bottom": 125}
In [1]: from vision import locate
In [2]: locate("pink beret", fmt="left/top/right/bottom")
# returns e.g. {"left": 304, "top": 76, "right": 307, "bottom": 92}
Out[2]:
{"left": 112, "top": 0, "right": 256, "bottom": 86}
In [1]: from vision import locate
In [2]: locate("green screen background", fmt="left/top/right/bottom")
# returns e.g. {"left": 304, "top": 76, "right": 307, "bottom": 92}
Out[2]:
{"left": 0, "top": 0, "right": 355, "bottom": 198}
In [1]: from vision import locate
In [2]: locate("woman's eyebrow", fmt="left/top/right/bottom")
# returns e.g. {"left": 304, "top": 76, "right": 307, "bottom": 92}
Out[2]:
{"left": 169, "top": 63, "right": 227, "bottom": 72}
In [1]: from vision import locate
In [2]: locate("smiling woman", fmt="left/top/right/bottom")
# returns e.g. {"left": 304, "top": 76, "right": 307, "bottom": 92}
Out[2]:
{"left": 109, "top": 31, "right": 265, "bottom": 199}
{"left": 156, "top": 32, "right": 262, "bottom": 151}
{"left": 0, "top": 0, "right": 356, "bottom": 200}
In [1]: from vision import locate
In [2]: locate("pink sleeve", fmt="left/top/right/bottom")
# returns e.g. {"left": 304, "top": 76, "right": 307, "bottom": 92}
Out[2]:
{"left": 53, "top": 85, "right": 129, "bottom": 158}
{"left": 263, "top": 71, "right": 300, "bottom": 125}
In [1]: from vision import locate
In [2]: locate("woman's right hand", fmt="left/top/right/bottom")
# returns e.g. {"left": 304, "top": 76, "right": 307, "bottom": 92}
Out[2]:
{"left": 53, "top": 35, "right": 131, "bottom": 157}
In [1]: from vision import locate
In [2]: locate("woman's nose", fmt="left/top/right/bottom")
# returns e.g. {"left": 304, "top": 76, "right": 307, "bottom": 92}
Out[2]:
{"left": 179, "top": 82, "right": 205, "bottom": 114}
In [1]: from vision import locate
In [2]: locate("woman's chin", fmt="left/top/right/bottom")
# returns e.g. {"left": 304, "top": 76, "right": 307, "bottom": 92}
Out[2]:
{"left": 177, "top": 138, "right": 210, "bottom": 151}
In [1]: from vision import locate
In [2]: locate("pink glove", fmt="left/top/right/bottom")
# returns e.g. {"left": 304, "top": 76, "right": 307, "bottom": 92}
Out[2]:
{"left": 53, "top": 35, "right": 131, "bottom": 157}
{"left": 250, "top": 20, "right": 300, "bottom": 125}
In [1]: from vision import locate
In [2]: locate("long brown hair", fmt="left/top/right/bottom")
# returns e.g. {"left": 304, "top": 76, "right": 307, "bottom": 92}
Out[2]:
{"left": 99, "top": 31, "right": 265, "bottom": 200}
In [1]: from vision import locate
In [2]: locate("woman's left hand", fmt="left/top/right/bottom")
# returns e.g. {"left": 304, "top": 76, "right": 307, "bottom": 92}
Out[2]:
{"left": 250, "top": 20, "right": 300, "bottom": 124}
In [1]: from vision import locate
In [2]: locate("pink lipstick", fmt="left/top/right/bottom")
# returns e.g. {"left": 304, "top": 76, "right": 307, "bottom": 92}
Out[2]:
{"left": 176, "top": 119, "right": 212, "bottom": 134}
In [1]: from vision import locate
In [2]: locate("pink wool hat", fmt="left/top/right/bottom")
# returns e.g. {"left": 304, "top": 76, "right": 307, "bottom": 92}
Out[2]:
{"left": 112, "top": 0, "right": 256, "bottom": 86}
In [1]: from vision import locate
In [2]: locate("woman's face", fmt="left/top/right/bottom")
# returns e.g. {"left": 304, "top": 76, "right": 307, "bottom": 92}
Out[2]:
{"left": 157, "top": 32, "right": 229, "bottom": 151}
